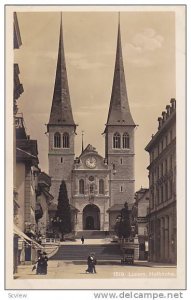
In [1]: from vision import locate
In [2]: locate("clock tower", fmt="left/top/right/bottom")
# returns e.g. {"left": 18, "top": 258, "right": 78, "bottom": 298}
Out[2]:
{"left": 47, "top": 17, "right": 76, "bottom": 202}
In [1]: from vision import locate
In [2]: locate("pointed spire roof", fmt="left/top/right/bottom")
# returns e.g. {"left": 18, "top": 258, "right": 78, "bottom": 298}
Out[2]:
{"left": 105, "top": 16, "right": 135, "bottom": 128}
{"left": 48, "top": 15, "right": 75, "bottom": 129}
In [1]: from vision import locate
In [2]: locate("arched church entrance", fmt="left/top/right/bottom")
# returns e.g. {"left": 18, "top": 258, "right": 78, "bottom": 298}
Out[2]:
{"left": 83, "top": 204, "right": 100, "bottom": 230}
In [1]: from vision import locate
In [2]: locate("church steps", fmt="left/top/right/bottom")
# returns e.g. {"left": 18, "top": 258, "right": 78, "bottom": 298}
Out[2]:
{"left": 50, "top": 244, "right": 122, "bottom": 261}
{"left": 75, "top": 230, "right": 107, "bottom": 239}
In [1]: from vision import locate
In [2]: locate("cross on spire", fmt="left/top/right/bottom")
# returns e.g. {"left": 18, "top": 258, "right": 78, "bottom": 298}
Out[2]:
{"left": 81, "top": 130, "right": 84, "bottom": 153}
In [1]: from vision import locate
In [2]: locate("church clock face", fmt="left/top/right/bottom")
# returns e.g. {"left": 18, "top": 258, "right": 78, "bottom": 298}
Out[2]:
{"left": 85, "top": 156, "right": 96, "bottom": 169}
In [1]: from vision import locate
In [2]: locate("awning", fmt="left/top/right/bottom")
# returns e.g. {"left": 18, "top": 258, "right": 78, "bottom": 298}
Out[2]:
{"left": 14, "top": 224, "right": 44, "bottom": 249}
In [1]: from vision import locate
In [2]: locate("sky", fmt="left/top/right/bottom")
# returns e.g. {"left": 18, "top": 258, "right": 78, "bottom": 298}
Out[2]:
{"left": 14, "top": 9, "right": 176, "bottom": 190}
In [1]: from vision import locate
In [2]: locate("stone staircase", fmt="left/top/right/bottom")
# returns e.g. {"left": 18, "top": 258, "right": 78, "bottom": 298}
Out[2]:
{"left": 75, "top": 230, "right": 107, "bottom": 239}
{"left": 50, "top": 244, "right": 122, "bottom": 261}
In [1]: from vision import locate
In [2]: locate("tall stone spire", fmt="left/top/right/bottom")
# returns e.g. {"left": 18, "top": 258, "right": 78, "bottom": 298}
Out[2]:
{"left": 48, "top": 15, "right": 75, "bottom": 130}
{"left": 105, "top": 16, "right": 135, "bottom": 128}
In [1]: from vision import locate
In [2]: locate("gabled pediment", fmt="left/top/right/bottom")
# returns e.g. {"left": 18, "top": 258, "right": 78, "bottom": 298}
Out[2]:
{"left": 74, "top": 144, "right": 108, "bottom": 170}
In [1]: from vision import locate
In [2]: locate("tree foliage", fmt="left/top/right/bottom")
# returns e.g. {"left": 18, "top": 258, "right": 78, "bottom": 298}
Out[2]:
{"left": 56, "top": 180, "right": 72, "bottom": 238}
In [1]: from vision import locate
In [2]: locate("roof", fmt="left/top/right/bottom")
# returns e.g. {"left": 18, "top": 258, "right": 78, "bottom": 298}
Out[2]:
{"left": 79, "top": 144, "right": 98, "bottom": 157}
{"left": 38, "top": 172, "right": 52, "bottom": 188}
{"left": 41, "top": 189, "right": 54, "bottom": 202}
{"left": 145, "top": 100, "right": 176, "bottom": 152}
{"left": 135, "top": 187, "right": 149, "bottom": 195}
{"left": 70, "top": 204, "right": 80, "bottom": 212}
{"left": 135, "top": 188, "right": 149, "bottom": 203}
{"left": 16, "top": 139, "right": 39, "bottom": 164}
{"left": 105, "top": 21, "right": 135, "bottom": 130}
{"left": 15, "top": 116, "right": 27, "bottom": 139}
{"left": 107, "top": 203, "right": 133, "bottom": 212}
{"left": 48, "top": 202, "right": 79, "bottom": 212}
{"left": 14, "top": 224, "right": 44, "bottom": 249}
{"left": 48, "top": 16, "right": 76, "bottom": 130}
{"left": 48, "top": 202, "right": 57, "bottom": 211}
{"left": 14, "top": 12, "right": 22, "bottom": 49}
{"left": 14, "top": 64, "right": 24, "bottom": 101}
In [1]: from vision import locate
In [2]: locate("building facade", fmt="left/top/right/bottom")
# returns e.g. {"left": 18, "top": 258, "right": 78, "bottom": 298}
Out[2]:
{"left": 15, "top": 114, "right": 54, "bottom": 264}
{"left": 13, "top": 12, "right": 24, "bottom": 273}
{"left": 35, "top": 172, "right": 54, "bottom": 239}
{"left": 47, "top": 18, "right": 136, "bottom": 232}
{"left": 13, "top": 14, "right": 53, "bottom": 268}
{"left": 145, "top": 99, "right": 176, "bottom": 264}
{"left": 132, "top": 188, "right": 149, "bottom": 260}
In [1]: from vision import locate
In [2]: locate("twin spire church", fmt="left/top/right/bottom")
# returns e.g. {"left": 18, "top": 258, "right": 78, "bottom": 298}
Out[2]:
{"left": 47, "top": 16, "right": 136, "bottom": 232}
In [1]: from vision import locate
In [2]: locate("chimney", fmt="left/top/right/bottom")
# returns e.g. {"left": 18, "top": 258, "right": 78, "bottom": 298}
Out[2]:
{"left": 170, "top": 98, "right": 176, "bottom": 110}
{"left": 166, "top": 105, "right": 171, "bottom": 117}
{"left": 158, "top": 117, "right": 163, "bottom": 130}
{"left": 162, "top": 111, "right": 167, "bottom": 123}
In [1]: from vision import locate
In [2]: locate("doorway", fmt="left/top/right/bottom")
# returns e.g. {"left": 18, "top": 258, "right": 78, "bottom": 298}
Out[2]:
{"left": 83, "top": 204, "right": 100, "bottom": 230}
{"left": 86, "top": 216, "right": 94, "bottom": 230}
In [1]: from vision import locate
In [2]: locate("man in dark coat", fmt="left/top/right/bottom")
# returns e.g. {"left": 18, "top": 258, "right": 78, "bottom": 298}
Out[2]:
{"left": 86, "top": 254, "right": 94, "bottom": 273}
{"left": 92, "top": 253, "right": 97, "bottom": 274}
{"left": 41, "top": 252, "right": 48, "bottom": 275}
{"left": 36, "top": 252, "right": 44, "bottom": 275}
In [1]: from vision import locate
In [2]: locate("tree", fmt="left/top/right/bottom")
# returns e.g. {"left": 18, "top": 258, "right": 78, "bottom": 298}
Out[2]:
{"left": 115, "top": 202, "right": 131, "bottom": 239}
{"left": 55, "top": 180, "right": 72, "bottom": 240}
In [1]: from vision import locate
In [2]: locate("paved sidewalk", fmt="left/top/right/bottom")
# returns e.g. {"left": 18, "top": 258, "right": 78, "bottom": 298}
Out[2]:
{"left": 135, "top": 260, "right": 176, "bottom": 268}
{"left": 14, "top": 260, "right": 176, "bottom": 280}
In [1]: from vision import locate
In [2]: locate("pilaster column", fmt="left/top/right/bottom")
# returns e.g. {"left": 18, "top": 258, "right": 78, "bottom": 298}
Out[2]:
{"left": 105, "top": 175, "right": 109, "bottom": 196}
{"left": 160, "top": 218, "right": 165, "bottom": 261}
{"left": 168, "top": 215, "right": 173, "bottom": 263}
{"left": 76, "top": 212, "right": 83, "bottom": 231}
{"left": 74, "top": 177, "right": 78, "bottom": 196}
{"left": 164, "top": 216, "right": 169, "bottom": 261}
{"left": 95, "top": 176, "right": 99, "bottom": 195}
{"left": 85, "top": 176, "right": 89, "bottom": 196}
{"left": 155, "top": 219, "right": 161, "bottom": 262}
{"left": 103, "top": 201, "right": 109, "bottom": 231}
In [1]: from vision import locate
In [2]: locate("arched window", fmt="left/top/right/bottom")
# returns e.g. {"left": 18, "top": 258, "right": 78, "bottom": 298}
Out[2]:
{"left": 63, "top": 132, "right": 69, "bottom": 148}
{"left": 99, "top": 179, "right": 104, "bottom": 195}
{"left": 123, "top": 132, "right": 130, "bottom": 149}
{"left": 54, "top": 132, "right": 61, "bottom": 148}
{"left": 113, "top": 132, "right": 121, "bottom": 149}
{"left": 79, "top": 179, "right": 84, "bottom": 194}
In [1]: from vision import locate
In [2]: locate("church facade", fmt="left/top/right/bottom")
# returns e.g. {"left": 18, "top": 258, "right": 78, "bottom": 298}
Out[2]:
{"left": 47, "top": 17, "right": 136, "bottom": 232}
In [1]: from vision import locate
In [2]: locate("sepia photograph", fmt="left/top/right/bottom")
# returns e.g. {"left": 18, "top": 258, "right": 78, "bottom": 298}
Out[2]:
{"left": 5, "top": 5, "right": 186, "bottom": 290}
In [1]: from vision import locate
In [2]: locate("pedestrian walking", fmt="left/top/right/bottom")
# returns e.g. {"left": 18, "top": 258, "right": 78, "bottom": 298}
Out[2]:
{"left": 81, "top": 236, "right": 85, "bottom": 244}
{"left": 92, "top": 253, "right": 97, "bottom": 274}
{"left": 36, "top": 251, "right": 44, "bottom": 275}
{"left": 86, "top": 254, "right": 94, "bottom": 273}
{"left": 41, "top": 251, "right": 48, "bottom": 275}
